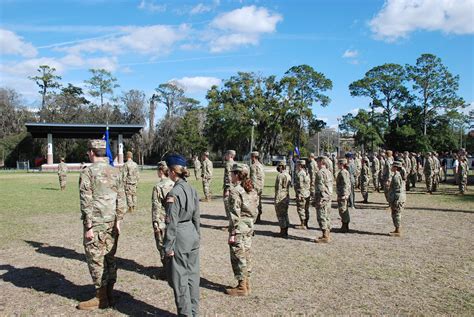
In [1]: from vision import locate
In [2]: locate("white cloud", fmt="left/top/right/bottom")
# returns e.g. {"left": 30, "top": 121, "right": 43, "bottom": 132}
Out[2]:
{"left": 211, "top": 5, "right": 282, "bottom": 33}
{"left": 170, "top": 76, "right": 221, "bottom": 92}
{"left": 190, "top": 3, "right": 212, "bottom": 15}
{"left": 85, "top": 56, "right": 118, "bottom": 71}
{"left": 210, "top": 33, "right": 259, "bottom": 53}
{"left": 370, "top": 0, "right": 474, "bottom": 42}
{"left": 349, "top": 108, "right": 360, "bottom": 115}
{"left": 138, "top": 0, "right": 166, "bottom": 13}
{"left": 342, "top": 49, "right": 359, "bottom": 58}
{"left": 0, "top": 28, "right": 37, "bottom": 58}
{"left": 316, "top": 117, "right": 329, "bottom": 122}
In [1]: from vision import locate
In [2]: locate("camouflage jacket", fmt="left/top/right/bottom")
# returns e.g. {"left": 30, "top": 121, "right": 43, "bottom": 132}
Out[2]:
{"left": 201, "top": 158, "right": 213, "bottom": 180}
{"left": 229, "top": 184, "right": 258, "bottom": 234}
{"left": 371, "top": 157, "right": 380, "bottom": 174}
{"left": 295, "top": 169, "right": 310, "bottom": 198}
{"left": 79, "top": 161, "right": 126, "bottom": 228}
{"left": 382, "top": 157, "right": 393, "bottom": 183}
{"left": 122, "top": 160, "right": 139, "bottom": 184}
{"left": 458, "top": 160, "right": 469, "bottom": 178}
{"left": 58, "top": 162, "right": 68, "bottom": 175}
{"left": 308, "top": 159, "right": 318, "bottom": 189}
{"left": 360, "top": 164, "right": 370, "bottom": 184}
{"left": 275, "top": 170, "right": 291, "bottom": 203}
{"left": 315, "top": 167, "right": 333, "bottom": 206}
{"left": 250, "top": 161, "right": 265, "bottom": 191}
{"left": 410, "top": 156, "right": 417, "bottom": 174}
{"left": 423, "top": 157, "right": 434, "bottom": 176}
{"left": 194, "top": 158, "right": 201, "bottom": 170}
{"left": 336, "top": 168, "right": 351, "bottom": 199}
{"left": 223, "top": 159, "right": 234, "bottom": 190}
{"left": 151, "top": 177, "right": 175, "bottom": 229}
{"left": 388, "top": 171, "right": 406, "bottom": 205}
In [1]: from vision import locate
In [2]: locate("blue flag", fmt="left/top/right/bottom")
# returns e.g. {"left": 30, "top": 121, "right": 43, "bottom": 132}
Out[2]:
{"left": 294, "top": 146, "right": 300, "bottom": 157}
{"left": 105, "top": 126, "right": 114, "bottom": 166}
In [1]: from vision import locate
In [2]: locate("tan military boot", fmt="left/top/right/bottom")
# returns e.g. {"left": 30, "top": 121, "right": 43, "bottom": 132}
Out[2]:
{"left": 389, "top": 227, "right": 401, "bottom": 237}
{"left": 225, "top": 278, "right": 248, "bottom": 296}
{"left": 294, "top": 221, "right": 307, "bottom": 230}
{"left": 315, "top": 229, "right": 330, "bottom": 243}
{"left": 77, "top": 286, "right": 109, "bottom": 310}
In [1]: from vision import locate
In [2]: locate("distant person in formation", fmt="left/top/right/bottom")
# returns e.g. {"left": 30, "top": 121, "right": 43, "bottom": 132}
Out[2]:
{"left": 403, "top": 151, "right": 412, "bottom": 191}
{"left": 331, "top": 153, "right": 337, "bottom": 177}
{"left": 388, "top": 161, "right": 406, "bottom": 237}
{"left": 77, "top": 139, "right": 126, "bottom": 310}
{"left": 336, "top": 158, "right": 351, "bottom": 233}
{"left": 423, "top": 152, "right": 435, "bottom": 194}
{"left": 122, "top": 151, "right": 139, "bottom": 213}
{"left": 354, "top": 152, "right": 362, "bottom": 189}
{"left": 193, "top": 155, "right": 201, "bottom": 181}
{"left": 432, "top": 152, "right": 440, "bottom": 192}
{"left": 294, "top": 159, "right": 311, "bottom": 230}
{"left": 151, "top": 161, "right": 175, "bottom": 274}
{"left": 314, "top": 156, "right": 333, "bottom": 243}
{"left": 371, "top": 153, "right": 380, "bottom": 192}
{"left": 452, "top": 154, "right": 459, "bottom": 185}
{"left": 378, "top": 152, "right": 386, "bottom": 191}
{"left": 457, "top": 155, "right": 468, "bottom": 195}
{"left": 382, "top": 150, "right": 394, "bottom": 203}
{"left": 409, "top": 152, "right": 418, "bottom": 189}
{"left": 308, "top": 153, "right": 318, "bottom": 204}
{"left": 360, "top": 157, "right": 370, "bottom": 203}
{"left": 223, "top": 150, "right": 236, "bottom": 229}
{"left": 250, "top": 151, "right": 265, "bottom": 223}
{"left": 274, "top": 160, "right": 291, "bottom": 238}
{"left": 441, "top": 154, "right": 447, "bottom": 183}
{"left": 346, "top": 153, "right": 356, "bottom": 209}
{"left": 416, "top": 153, "right": 424, "bottom": 182}
{"left": 226, "top": 163, "right": 257, "bottom": 297}
{"left": 200, "top": 151, "right": 213, "bottom": 202}
{"left": 58, "top": 157, "right": 68, "bottom": 191}
{"left": 163, "top": 154, "right": 200, "bottom": 316}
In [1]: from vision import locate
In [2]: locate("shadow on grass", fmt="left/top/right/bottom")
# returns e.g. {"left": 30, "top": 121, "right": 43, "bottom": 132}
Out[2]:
{"left": 200, "top": 214, "right": 227, "bottom": 221}
{"left": 41, "top": 187, "right": 60, "bottom": 191}
{"left": 405, "top": 206, "right": 473, "bottom": 214}
{"left": 254, "top": 229, "right": 316, "bottom": 243}
{"left": 200, "top": 277, "right": 227, "bottom": 294}
{"left": 0, "top": 264, "right": 174, "bottom": 316}
{"left": 334, "top": 228, "right": 391, "bottom": 237}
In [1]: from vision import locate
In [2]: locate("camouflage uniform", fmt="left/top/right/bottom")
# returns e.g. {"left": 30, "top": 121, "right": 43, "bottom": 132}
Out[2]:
{"left": 223, "top": 152, "right": 235, "bottom": 225}
{"left": 315, "top": 164, "right": 333, "bottom": 231}
{"left": 458, "top": 157, "right": 468, "bottom": 194}
{"left": 403, "top": 152, "right": 412, "bottom": 191}
{"left": 193, "top": 157, "right": 201, "bottom": 180}
{"left": 378, "top": 155, "right": 386, "bottom": 190}
{"left": 122, "top": 158, "right": 139, "bottom": 212}
{"left": 347, "top": 158, "right": 356, "bottom": 208}
{"left": 295, "top": 163, "right": 311, "bottom": 227}
{"left": 360, "top": 159, "right": 370, "bottom": 203}
{"left": 409, "top": 153, "right": 418, "bottom": 188}
{"left": 336, "top": 162, "right": 351, "bottom": 227}
{"left": 151, "top": 173, "right": 175, "bottom": 262}
{"left": 423, "top": 154, "right": 435, "bottom": 194}
{"left": 354, "top": 154, "right": 361, "bottom": 189}
{"left": 388, "top": 163, "right": 406, "bottom": 232}
{"left": 79, "top": 142, "right": 126, "bottom": 293}
{"left": 432, "top": 154, "right": 440, "bottom": 192}
{"left": 371, "top": 155, "right": 380, "bottom": 192}
{"left": 58, "top": 160, "right": 68, "bottom": 190}
{"left": 382, "top": 154, "right": 394, "bottom": 202}
{"left": 201, "top": 155, "right": 213, "bottom": 200}
{"left": 308, "top": 156, "right": 318, "bottom": 201}
{"left": 250, "top": 154, "right": 265, "bottom": 221}
{"left": 274, "top": 163, "right": 291, "bottom": 230}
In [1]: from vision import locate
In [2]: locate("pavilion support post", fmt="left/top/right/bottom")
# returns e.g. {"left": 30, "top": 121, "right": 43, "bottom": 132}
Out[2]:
{"left": 118, "top": 134, "right": 124, "bottom": 164}
{"left": 47, "top": 133, "right": 53, "bottom": 164}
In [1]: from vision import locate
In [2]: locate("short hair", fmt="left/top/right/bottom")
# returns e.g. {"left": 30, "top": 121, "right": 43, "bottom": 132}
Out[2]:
{"left": 91, "top": 148, "right": 106, "bottom": 157}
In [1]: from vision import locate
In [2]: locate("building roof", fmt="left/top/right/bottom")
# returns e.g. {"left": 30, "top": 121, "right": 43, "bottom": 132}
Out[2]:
{"left": 25, "top": 122, "right": 144, "bottom": 139}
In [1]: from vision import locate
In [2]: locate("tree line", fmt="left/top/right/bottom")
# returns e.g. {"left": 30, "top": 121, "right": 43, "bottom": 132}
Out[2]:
{"left": 0, "top": 53, "right": 472, "bottom": 167}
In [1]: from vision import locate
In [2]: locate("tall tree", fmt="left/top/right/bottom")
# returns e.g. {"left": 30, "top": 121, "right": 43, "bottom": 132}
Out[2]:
{"left": 154, "top": 82, "right": 185, "bottom": 118}
{"left": 406, "top": 54, "right": 463, "bottom": 135}
{"left": 29, "top": 65, "right": 62, "bottom": 109}
{"left": 121, "top": 89, "right": 146, "bottom": 124}
{"left": 349, "top": 63, "right": 409, "bottom": 126}
{"left": 339, "top": 109, "right": 384, "bottom": 151}
{"left": 84, "top": 69, "right": 119, "bottom": 108}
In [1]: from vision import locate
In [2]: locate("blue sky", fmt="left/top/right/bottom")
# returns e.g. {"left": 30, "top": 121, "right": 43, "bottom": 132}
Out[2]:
{"left": 1, "top": 0, "right": 473, "bottom": 128}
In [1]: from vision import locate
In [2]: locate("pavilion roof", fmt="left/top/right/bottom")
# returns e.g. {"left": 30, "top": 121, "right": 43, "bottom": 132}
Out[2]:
{"left": 25, "top": 122, "right": 144, "bottom": 139}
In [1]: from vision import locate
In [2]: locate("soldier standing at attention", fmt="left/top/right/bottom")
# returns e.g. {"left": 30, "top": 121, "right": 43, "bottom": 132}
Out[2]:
{"left": 403, "top": 151, "right": 412, "bottom": 191}
{"left": 250, "top": 151, "right": 265, "bottom": 223}
{"left": 77, "top": 140, "right": 126, "bottom": 310}
{"left": 423, "top": 152, "right": 435, "bottom": 194}
{"left": 151, "top": 161, "right": 175, "bottom": 271}
{"left": 58, "top": 157, "right": 68, "bottom": 191}
{"left": 371, "top": 153, "right": 380, "bottom": 192}
{"left": 378, "top": 152, "right": 386, "bottom": 191}
{"left": 308, "top": 153, "right": 318, "bottom": 204}
{"left": 360, "top": 157, "right": 370, "bottom": 203}
{"left": 432, "top": 152, "right": 440, "bottom": 192}
{"left": 457, "top": 155, "right": 469, "bottom": 195}
{"left": 331, "top": 153, "right": 337, "bottom": 177}
{"left": 200, "top": 151, "right": 213, "bottom": 202}
{"left": 346, "top": 153, "right": 356, "bottom": 209}
{"left": 122, "top": 151, "right": 139, "bottom": 213}
{"left": 409, "top": 152, "right": 418, "bottom": 188}
{"left": 193, "top": 155, "right": 201, "bottom": 181}
{"left": 336, "top": 158, "right": 351, "bottom": 233}
{"left": 274, "top": 160, "right": 291, "bottom": 238}
{"left": 294, "top": 160, "right": 311, "bottom": 230}
{"left": 354, "top": 152, "right": 362, "bottom": 189}
{"left": 315, "top": 156, "right": 333, "bottom": 243}
{"left": 164, "top": 154, "right": 200, "bottom": 316}
{"left": 223, "top": 150, "right": 236, "bottom": 228}
{"left": 388, "top": 161, "right": 406, "bottom": 237}
{"left": 382, "top": 150, "right": 394, "bottom": 203}
{"left": 226, "top": 163, "right": 257, "bottom": 297}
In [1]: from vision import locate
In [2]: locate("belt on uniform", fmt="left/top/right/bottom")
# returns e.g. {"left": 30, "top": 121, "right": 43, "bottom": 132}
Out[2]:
{"left": 178, "top": 219, "right": 191, "bottom": 223}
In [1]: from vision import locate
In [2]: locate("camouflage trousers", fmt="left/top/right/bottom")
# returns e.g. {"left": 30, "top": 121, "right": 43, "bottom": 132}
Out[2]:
{"left": 316, "top": 201, "right": 332, "bottom": 230}
{"left": 348, "top": 182, "right": 356, "bottom": 207}
{"left": 202, "top": 178, "right": 212, "bottom": 199}
{"left": 256, "top": 188, "right": 263, "bottom": 216}
{"left": 432, "top": 173, "right": 439, "bottom": 192}
{"left": 390, "top": 202, "right": 404, "bottom": 228}
{"left": 229, "top": 228, "right": 253, "bottom": 280}
{"left": 296, "top": 194, "right": 310, "bottom": 222}
{"left": 58, "top": 174, "right": 67, "bottom": 190}
{"left": 275, "top": 197, "right": 290, "bottom": 228}
{"left": 83, "top": 222, "right": 118, "bottom": 289}
{"left": 417, "top": 171, "right": 423, "bottom": 182}
{"left": 424, "top": 174, "right": 433, "bottom": 192}
{"left": 372, "top": 173, "right": 380, "bottom": 191}
{"left": 125, "top": 183, "right": 138, "bottom": 210}
{"left": 337, "top": 198, "right": 350, "bottom": 224}
{"left": 459, "top": 176, "right": 468, "bottom": 193}
{"left": 223, "top": 195, "right": 231, "bottom": 229}
{"left": 360, "top": 181, "right": 369, "bottom": 201}
{"left": 194, "top": 168, "right": 201, "bottom": 180}
{"left": 409, "top": 173, "right": 417, "bottom": 188}
{"left": 154, "top": 227, "right": 166, "bottom": 263}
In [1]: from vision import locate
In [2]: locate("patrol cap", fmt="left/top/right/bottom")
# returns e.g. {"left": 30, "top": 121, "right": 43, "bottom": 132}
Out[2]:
{"left": 60, "top": 157, "right": 65, "bottom": 161}
{"left": 392, "top": 161, "right": 403, "bottom": 168}
{"left": 277, "top": 160, "right": 286, "bottom": 167}
{"left": 316, "top": 156, "right": 327, "bottom": 163}
{"left": 251, "top": 151, "right": 259, "bottom": 157}
{"left": 226, "top": 150, "right": 236, "bottom": 156}
{"left": 231, "top": 163, "right": 249, "bottom": 173}
{"left": 126, "top": 151, "right": 133, "bottom": 158}
{"left": 203, "top": 151, "right": 209, "bottom": 156}
{"left": 386, "top": 150, "right": 393, "bottom": 156}
{"left": 338, "top": 158, "right": 347, "bottom": 165}
{"left": 166, "top": 154, "right": 187, "bottom": 167}
{"left": 157, "top": 161, "right": 167, "bottom": 168}
{"left": 310, "top": 153, "right": 315, "bottom": 157}
{"left": 88, "top": 139, "right": 106, "bottom": 149}
{"left": 297, "top": 159, "right": 306, "bottom": 165}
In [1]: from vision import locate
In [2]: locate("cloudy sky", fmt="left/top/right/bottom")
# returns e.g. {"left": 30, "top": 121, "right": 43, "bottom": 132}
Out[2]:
{"left": 1, "top": 0, "right": 473, "bottom": 127}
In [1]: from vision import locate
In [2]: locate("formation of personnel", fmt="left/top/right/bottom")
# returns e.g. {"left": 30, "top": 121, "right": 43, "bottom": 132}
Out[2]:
{"left": 57, "top": 157, "right": 68, "bottom": 191}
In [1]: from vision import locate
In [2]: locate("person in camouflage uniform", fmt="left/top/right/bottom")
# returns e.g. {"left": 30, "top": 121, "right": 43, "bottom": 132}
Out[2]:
{"left": 57, "top": 157, "right": 68, "bottom": 191}
{"left": 409, "top": 152, "right": 418, "bottom": 188}
{"left": 250, "top": 151, "right": 265, "bottom": 223}
{"left": 378, "top": 152, "right": 386, "bottom": 191}
{"left": 382, "top": 150, "right": 394, "bottom": 203}
{"left": 77, "top": 139, "right": 126, "bottom": 311}
{"left": 360, "top": 157, "right": 370, "bottom": 203}
{"left": 423, "top": 152, "right": 435, "bottom": 194}
{"left": 274, "top": 160, "right": 291, "bottom": 238}
{"left": 432, "top": 152, "right": 440, "bottom": 192}
{"left": 331, "top": 153, "right": 337, "bottom": 177}
{"left": 336, "top": 158, "right": 351, "bottom": 233}
{"left": 315, "top": 156, "right": 333, "bottom": 243}
{"left": 371, "top": 153, "right": 380, "bottom": 192}
{"left": 354, "top": 152, "right": 362, "bottom": 189}
{"left": 151, "top": 161, "right": 175, "bottom": 267}
{"left": 346, "top": 153, "right": 356, "bottom": 209}
{"left": 193, "top": 155, "right": 201, "bottom": 181}
{"left": 200, "top": 151, "right": 213, "bottom": 201}
{"left": 223, "top": 150, "right": 236, "bottom": 229}
{"left": 416, "top": 153, "right": 424, "bottom": 182}
{"left": 122, "top": 151, "right": 139, "bottom": 213}
{"left": 308, "top": 153, "right": 318, "bottom": 203}
{"left": 457, "top": 155, "right": 469, "bottom": 195}
{"left": 294, "top": 160, "right": 311, "bottom": 229}
{"left": 403, "top": 151, "right": 412, "bottom": 191}
{"left": 388, "top": 161, "right": 406, "bottom": 237}
{"left": 226, "top": 163, "right": 258, "bottom": 297}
